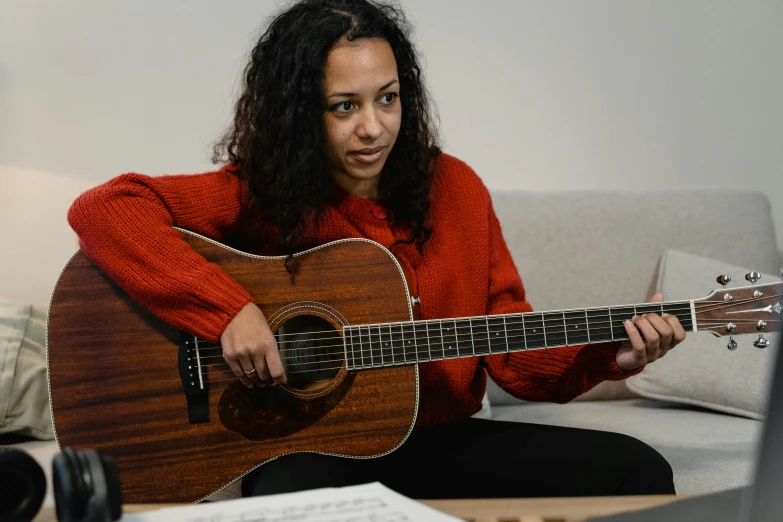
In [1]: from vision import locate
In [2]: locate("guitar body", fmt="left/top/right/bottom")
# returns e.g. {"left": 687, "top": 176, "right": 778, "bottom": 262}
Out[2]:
{"left": 47, "top": 231, "right": 418, "bottom": 503}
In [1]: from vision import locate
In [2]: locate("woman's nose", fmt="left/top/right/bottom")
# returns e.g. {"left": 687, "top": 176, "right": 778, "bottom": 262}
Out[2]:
{"left": 356, "top": 108, "right": 383, "bottom": 140}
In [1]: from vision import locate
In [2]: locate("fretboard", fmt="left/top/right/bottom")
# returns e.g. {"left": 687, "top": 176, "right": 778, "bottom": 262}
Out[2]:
{"left": 343, "top": 301, "right": 694, "bottom": 370}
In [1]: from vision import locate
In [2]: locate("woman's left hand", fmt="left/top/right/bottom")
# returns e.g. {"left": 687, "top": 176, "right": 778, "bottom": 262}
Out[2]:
{"left": 615, "top": 293, "right": 687, "bottom": 371}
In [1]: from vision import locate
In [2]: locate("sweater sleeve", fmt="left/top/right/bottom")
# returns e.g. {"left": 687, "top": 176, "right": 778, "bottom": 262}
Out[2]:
{"left": 67, "top": 166, "right": 254, "bottom": 343}
{"left": 480, "top": 193, "right": 641, "bottom": 403}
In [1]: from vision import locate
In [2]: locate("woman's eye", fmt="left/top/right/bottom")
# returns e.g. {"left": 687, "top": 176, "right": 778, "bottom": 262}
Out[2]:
{"left": 380, "top": 93, "right": 398, "bottom": 105}
{"left": 334, "top": 101, "right": 354, "bottom": 113}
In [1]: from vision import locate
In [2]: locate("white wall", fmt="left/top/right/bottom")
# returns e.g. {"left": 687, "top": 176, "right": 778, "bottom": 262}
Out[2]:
{"left": 1, "top": 0, "right": 781, "bottom": 301}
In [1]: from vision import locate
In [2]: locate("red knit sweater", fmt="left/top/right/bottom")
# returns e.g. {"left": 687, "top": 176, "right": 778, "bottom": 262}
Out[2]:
{"left": 67, "top": 153, "right": 636, "bottom": 426}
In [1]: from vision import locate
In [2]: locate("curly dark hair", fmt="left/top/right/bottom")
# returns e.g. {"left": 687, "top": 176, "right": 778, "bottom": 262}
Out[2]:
{"left": 212, "top": 0, "right": 441, "bottom": 253}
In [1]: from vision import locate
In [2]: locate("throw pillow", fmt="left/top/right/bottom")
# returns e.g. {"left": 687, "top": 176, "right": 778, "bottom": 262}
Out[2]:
{"left": 625, "top": 250, "right": 780, "bottom": 419}
{"left": 0, "top": 300, "right": 53, "bottom": 439}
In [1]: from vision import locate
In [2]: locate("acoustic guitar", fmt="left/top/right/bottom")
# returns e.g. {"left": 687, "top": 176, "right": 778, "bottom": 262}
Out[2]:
{"left": 46, "top": 229, "right": 782, "bottom": 502}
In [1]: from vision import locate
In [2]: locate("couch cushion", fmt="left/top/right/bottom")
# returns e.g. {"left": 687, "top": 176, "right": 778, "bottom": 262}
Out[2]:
{"left": 490, "top": 399, "right": 762, "bottom": 496}
{"left": 0, "top": 300, "right": 53, "bottom": 439}
{"left": 625, "top": 250, "right": 779, "bottom": 419}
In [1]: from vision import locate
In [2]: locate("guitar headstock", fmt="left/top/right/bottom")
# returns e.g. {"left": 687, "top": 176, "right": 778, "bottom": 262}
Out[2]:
{"left": 694, "top": 272, "right": 782, "bottom": 350}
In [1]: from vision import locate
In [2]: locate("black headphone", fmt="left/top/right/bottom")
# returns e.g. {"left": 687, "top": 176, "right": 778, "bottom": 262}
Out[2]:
{"left": 0, "top": 446, "right": 122, "bottom": 522}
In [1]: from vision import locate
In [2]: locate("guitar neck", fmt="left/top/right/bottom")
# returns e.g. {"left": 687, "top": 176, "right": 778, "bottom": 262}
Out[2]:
{"left": 343, "top": 300, "right": 695, "bottom": 370}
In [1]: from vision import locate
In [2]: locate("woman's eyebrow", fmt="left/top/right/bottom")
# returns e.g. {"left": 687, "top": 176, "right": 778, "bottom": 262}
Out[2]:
{"left": 327, "top": 79, "right": 399, "bottom": 99}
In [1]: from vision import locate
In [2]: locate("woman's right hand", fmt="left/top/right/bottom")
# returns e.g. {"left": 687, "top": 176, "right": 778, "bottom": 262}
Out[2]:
{"left": 220, "top": 302, "right": 287, "bottom": 388}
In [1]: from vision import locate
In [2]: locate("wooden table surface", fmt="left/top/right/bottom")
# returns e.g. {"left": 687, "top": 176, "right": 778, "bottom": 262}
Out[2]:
{"left": 34, "top": 495, "right": 683, "bottom": 522}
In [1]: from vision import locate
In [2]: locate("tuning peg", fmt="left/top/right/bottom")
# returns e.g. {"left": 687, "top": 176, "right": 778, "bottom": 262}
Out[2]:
{"left": 726, "top": 322, "right": 737, "bottom": 333}
{"left": 727, "top": 337, "right": 738, "bottom": 351}
{"left": 745, "top": 272, "right": 761, "bottom": 285}
{"left": 717, "top": 274, "right": 731, "bottom": 288}
{"left": 754, "top": 336, "right": 770, "bottom": 349}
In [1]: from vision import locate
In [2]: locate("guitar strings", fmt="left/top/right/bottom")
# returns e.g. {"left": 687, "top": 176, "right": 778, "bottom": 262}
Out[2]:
{"left": 189, "top": 293, "right": 780, "bottom": 356}
{"left": 173, "top": 316, "right": 781, "bottom": 385}
{"left": 189, "top": 318, "right": 780, "bottom": 374}
{"left": 170, "top": 294, "right": 783, "bottom": 385}
{"left": 189, "top": 316, "right": 778, "bottom": 366}
{"left": 191, "top": 317, "right": 781, "bottom": 384}
{"left": 209, "top": 291, "right": 778, "bottom": 343}
{"left": 193, "top": 293, "right": 777, "bottom": 351}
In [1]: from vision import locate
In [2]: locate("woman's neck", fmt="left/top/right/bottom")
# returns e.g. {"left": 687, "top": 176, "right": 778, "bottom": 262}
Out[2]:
{"left": 330, "top": 170, "right": 380, "bottom": 200}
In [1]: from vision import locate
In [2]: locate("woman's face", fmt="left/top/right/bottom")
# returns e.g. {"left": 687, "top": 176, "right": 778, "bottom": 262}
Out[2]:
{"left": 322, "top": 37, "right": 401, "bottom": 200}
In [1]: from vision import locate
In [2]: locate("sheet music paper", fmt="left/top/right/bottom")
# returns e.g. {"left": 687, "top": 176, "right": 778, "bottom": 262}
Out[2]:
{"left": 121, "top": 482, "right": 462, "bottom": 522}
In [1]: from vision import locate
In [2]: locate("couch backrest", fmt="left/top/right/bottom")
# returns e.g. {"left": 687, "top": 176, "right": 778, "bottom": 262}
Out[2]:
{"left": 490, "top": 189, "right": 780, "bottom": 311}
{"left": 3, "top": 174, "right": 779, "bottom": 312}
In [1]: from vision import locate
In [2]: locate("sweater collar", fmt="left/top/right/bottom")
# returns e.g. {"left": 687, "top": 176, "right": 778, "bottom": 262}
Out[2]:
{"left": 330, "top": 185, "right": 390, "bottom": 223}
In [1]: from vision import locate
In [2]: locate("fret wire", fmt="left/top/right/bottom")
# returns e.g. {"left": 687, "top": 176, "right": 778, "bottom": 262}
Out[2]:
{"left": 424, "top": 320, "right": 432, "bottom": 362}
{"left": 562, "top": 311, "right": 568, "bottom": 346}
{"left": 369, "top": 325, "right": 376, "bottom": 369}
{"left": 468, "top": 319, "right": 476, "bottom": 357}
{"left": 355, "top": 327, "right": 361, "bottom": 370}
{"left": 348, "top": 327, "right": 355, "bottom": 370}
{"left": 377, "top": 324, "right": 384, "bottom": 368}
{"left": 439, "top": 319, "right": 446, "bottom": 360}
{"left": 369, "top": 324, "right": 376, "bottom": 369}
{"left": 484, "top": 317, "right": 492, "bottom": 354}
{"left": 541, "top": 312, "right": 548, "bottom": 348}
{"left": 608, "top": 308, "right": 615, "bottom": 341}
{"left": 358, "top": 327, "right": 363, "bottom": 369}
{"left": 370, "top": 324, "right": 376, "bottom": 368}
{"left": 363, "top": 325, "right": 369, "bottom": 369}
{"left": 373, "top": 326, "right": 383, "bottom": 368}
{"left": 371, "top": 324, "right": 378, "bottom": 368}
{"left": 388, "top": 324, "right": 395, "bottom": 367}
{"left": 453, "top": 318, "right": 460, "bottom": 356}
{"left": 502, "top": 316, "right": 509, "bottom": 353}
{"left": 400, "top": 323, "right": 408, "bottom": 364}
{"left": 585, "top": 309, "right": 591, "bottom": 344}
{"left": 411, "top": 323, "right": 419, "bottom": 363}
{"left": 521, "top": 313, "right": 528, "bottom": 350}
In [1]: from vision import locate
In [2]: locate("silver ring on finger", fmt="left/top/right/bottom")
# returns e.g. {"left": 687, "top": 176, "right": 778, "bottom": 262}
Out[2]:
{"left": 244, "top": 368, "right": 257, "bottom": 375}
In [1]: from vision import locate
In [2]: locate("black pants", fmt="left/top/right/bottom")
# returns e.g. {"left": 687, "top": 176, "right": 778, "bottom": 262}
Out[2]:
{"left": 242, "top": 418, "right": 675, "bottom": 498}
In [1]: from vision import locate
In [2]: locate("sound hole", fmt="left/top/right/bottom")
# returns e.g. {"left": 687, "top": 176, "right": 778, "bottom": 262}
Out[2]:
{"left": 275, "top": 315, "right": 343, "bottom": 390}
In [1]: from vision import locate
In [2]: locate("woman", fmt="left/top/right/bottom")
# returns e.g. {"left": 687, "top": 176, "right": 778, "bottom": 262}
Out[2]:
{"left": 68, "top": 0, "right": 685, "bottom": 499}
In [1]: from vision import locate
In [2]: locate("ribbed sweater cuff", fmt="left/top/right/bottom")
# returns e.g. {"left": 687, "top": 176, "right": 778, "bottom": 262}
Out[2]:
{"left": 579, "top": 341, "right": 644, "bottom": 381}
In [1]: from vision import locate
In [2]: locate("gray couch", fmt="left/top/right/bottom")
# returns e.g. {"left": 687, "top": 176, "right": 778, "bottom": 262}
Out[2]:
{"left": 486, "top": 189, "right": 782, "bottom": 496}
{"left": 5, "top": 189, "right": 781, "bottom": 504}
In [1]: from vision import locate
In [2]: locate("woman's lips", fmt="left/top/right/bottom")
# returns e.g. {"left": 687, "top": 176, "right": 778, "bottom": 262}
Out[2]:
{"left": 349, "top": 146, "right": 386, "bottom": 164}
